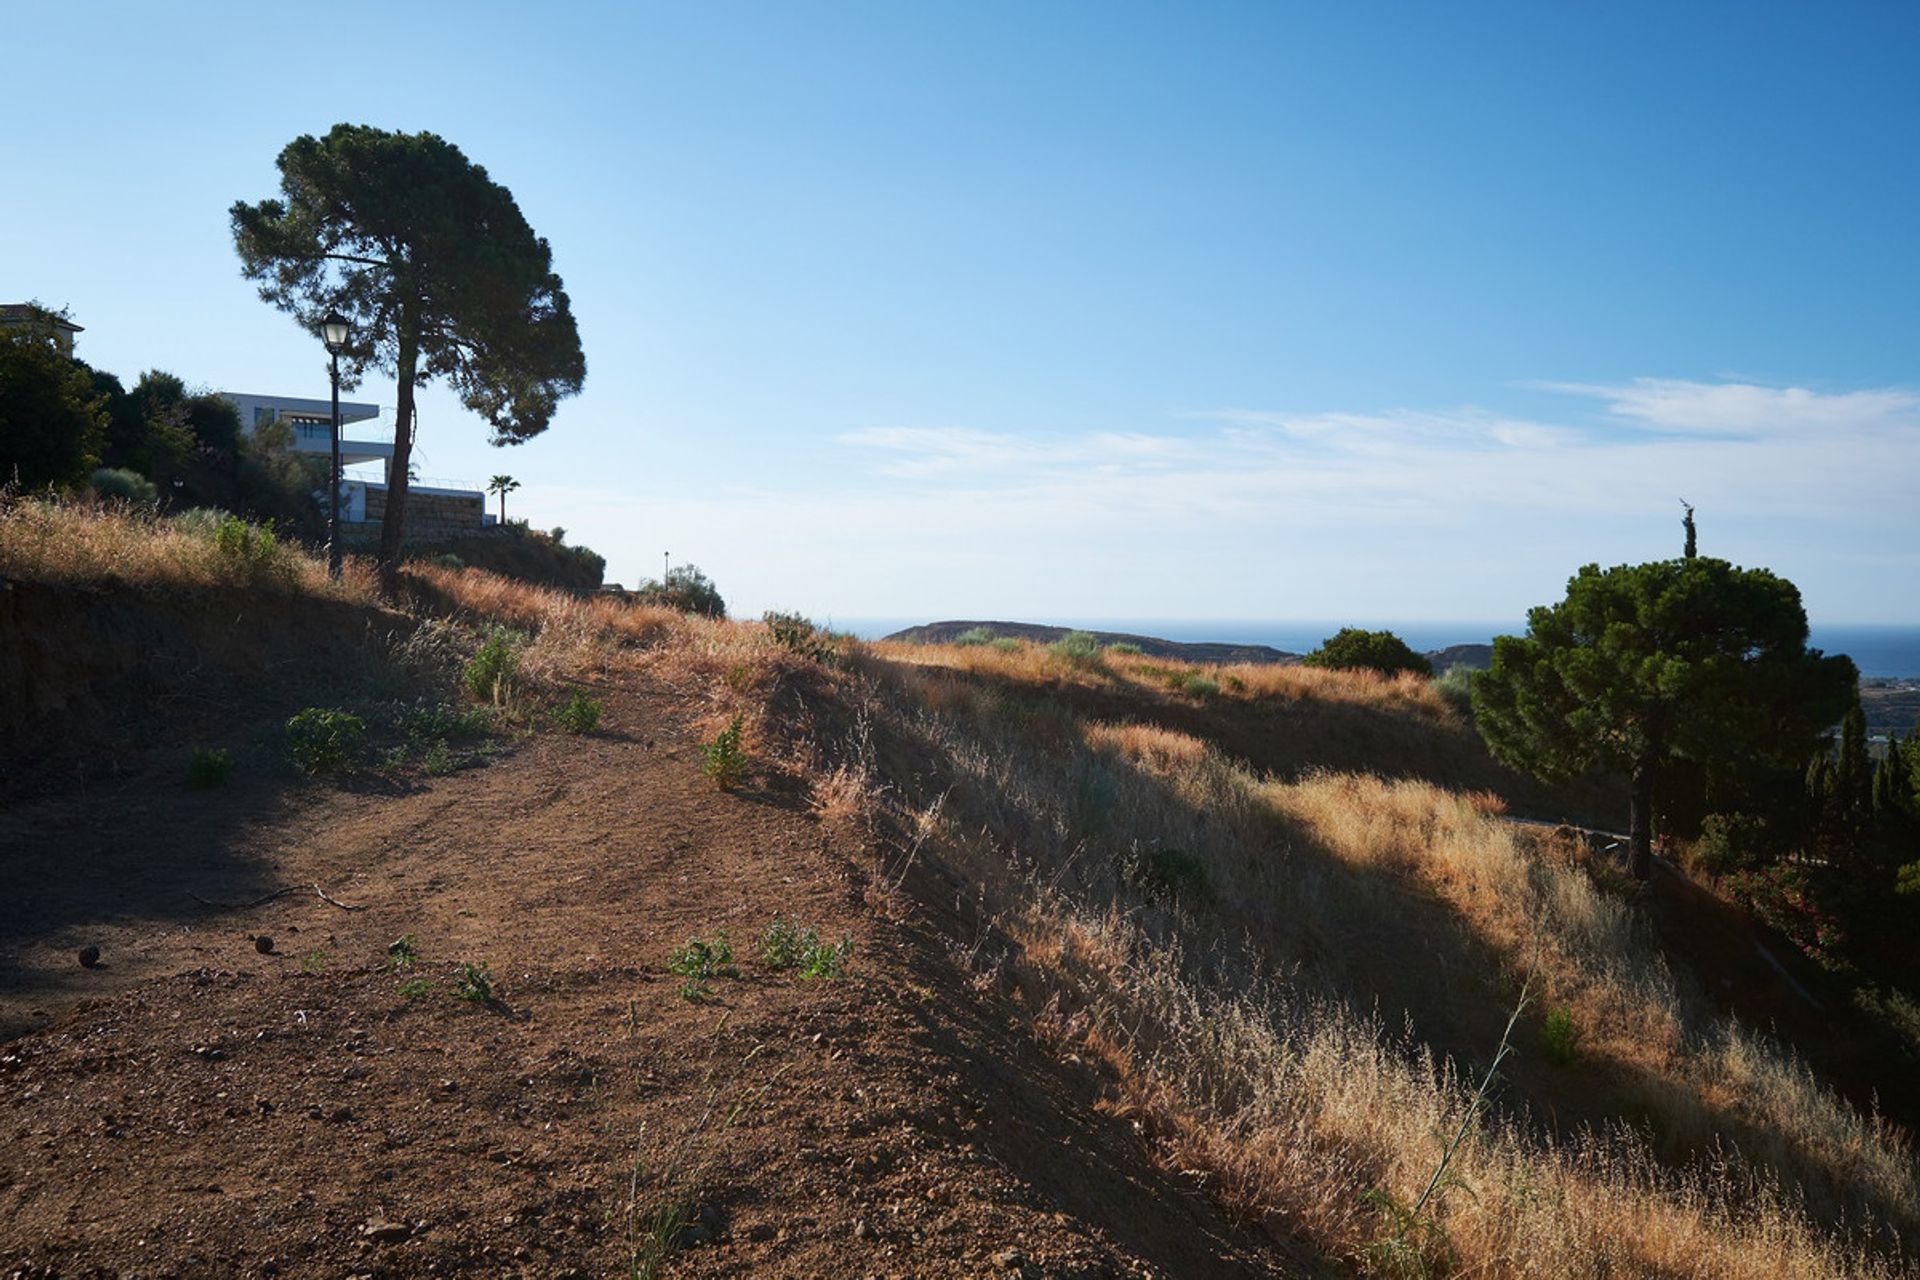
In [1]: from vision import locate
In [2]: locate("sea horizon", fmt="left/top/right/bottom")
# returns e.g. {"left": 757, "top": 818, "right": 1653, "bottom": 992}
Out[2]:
{"left": 830, "top": 617, "right": 1920, "bottom": 679}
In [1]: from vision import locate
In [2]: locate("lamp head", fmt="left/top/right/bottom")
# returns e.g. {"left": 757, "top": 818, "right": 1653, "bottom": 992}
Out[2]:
{"left": 320, "top": 313, "right": 351, "bottom": 352}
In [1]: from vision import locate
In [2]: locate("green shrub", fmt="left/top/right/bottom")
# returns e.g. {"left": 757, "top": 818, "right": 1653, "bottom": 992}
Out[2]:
{"left": 757, "top": 919, "right": 852, "bottom": 978}
{"left": 1541, "top": 1006, "right": 1581, "bottom": 1064}
{"left": 187, "top": 746, "right": 232, "bottom": 789}
{"left": 668, "top": 933, "right": 737, "bottom": 1001}
{"left": 989, "top": 637, "right": 1021, "bottom": 653}
{"left": 554, "top": 687, "right": 602, "bottom": 734}
{"left": 1689, "top": 812, "right": 1780, "bottom": 878}
{"left": 798, "top": 936, "right": 854, "bottom": 980}
{"left": 635, "top": 564, "right": 726, "bottom": 618}
{"left": 210, "top": 515, "right": 284, "bottom": 577}
{"left": 757, "top": 918, "right": 817, "bottom": 970}
{"left": 90, "top": 467, "right": 157, "bottom": 504}
{"left": 388, "top": 934, "right": 420, "bottom": 970}
{"left": 1433, "top": 664, "right": 1478, "bottom": 713}
{"left": 455, "top": 961, "right": 494, "bottom": 1003}
{"left": 397, "top": 699, "right": 492, "bottom": 742}
{"left": 396, "top": 976, "right": 434, "bottom": 1000}
{"left": 1165, "top": 669, "right": 1219, "bottom": 698}
{"left": 463, "top": 631, "right": 520, "bottom": 704}
{"left": 285, "top": 707, "right": 365, "bottom": 773}
{"left": 1303, "top": 627, "right": 1433, "bottom": 678}
{"left": 1106, "top": 641, "right": 1142, "bottom": 655}
{"left": 954, "top": 626, "right": 995, "bottom": 647}
{"left": 431, "top": 552, "right": 465, "bottom": 570}
{"left": 1048, "top": 630, "right": 1104, "bottom": 668}
{"left": 764, "top": 610, "right": 830, "bottom": 660}
{"left": 703, "top": 716, "right": 747, "bottom": 790}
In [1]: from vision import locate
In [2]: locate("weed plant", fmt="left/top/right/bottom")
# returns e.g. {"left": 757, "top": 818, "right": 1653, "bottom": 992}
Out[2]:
{"left": 187, "top": 746, "right": 232, "bottom": 789}
{"left": 463, "top": 630, "right": 521, "bottom": 704}
{"left": 954, "top": 626, "right": 995, "bottom": 646}
{"left": 667, "top": 934, "right": 736, "bottom": 1001}
{"left": 285, "top": 707, "right": 364, "bottom": 773}
{"left": 555, "top": 687, "right": 603, "bottom": 734}
{"left": 1048, "top": 630, "right": 1104, "bottom": 668}
{"left": 1541, "top": 1007, "right": 1582, "bottom": 1065}
{"left": 454, "top": 961, "right": 494, "bottom": 1003}
{"left": 757, "top": 920, "right": 854, "bottom": 979}
{"left": 702, "top": 717, "right": 747, "bottom": 790}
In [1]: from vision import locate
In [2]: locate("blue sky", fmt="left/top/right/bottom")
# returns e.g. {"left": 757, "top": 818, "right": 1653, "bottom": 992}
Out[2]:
{"left": 5, "top": 2, "right": 1916, "bottom": 623}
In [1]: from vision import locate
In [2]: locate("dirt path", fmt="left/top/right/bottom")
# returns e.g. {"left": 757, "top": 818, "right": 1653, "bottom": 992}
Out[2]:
{"left": 0, "top": 674, "right": 1308, "bottom": 1277}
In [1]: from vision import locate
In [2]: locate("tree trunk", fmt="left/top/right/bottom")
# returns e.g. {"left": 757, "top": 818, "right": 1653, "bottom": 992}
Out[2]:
{"left": 377, "top": 317, "right": 419, "bottom": 577}
{"left": 1629, "top": 756, "right": 1656, "bottom": 881}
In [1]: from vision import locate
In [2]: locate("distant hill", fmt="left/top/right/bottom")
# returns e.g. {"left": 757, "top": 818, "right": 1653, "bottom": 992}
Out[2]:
{"left": 884, "top": 621, "right": 1501, "bottom": 672}
{"left": 1428, "top": 643, "right": 1494, "bottom": 671}
{"left": 882, "top": 620, "right": 1301, "bottom": 666}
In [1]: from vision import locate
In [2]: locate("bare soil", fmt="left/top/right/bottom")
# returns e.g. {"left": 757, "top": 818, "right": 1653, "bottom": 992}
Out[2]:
{"left": 0, "top": 674, "right": 1315, "bottom": 1277}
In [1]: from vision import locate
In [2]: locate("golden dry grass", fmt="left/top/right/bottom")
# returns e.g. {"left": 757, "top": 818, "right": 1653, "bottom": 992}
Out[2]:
{"left": 851, "top": 640, "right": 1919, "bottom": 1278}
{"left": 0, "top": 497, "right": 382, "bottom": 602}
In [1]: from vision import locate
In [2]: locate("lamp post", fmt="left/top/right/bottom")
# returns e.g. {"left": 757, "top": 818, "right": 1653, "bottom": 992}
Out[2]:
{"left": 320, "top": 313, "right": 350, "bottom": 579}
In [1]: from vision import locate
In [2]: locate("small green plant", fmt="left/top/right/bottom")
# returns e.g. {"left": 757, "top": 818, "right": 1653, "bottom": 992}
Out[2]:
{"left": 702, "top": 717, "right": 747, "bottom": 790}
{"left": 211, "top": 514, "right": 284, "bottom": 576}
{"left": 1541, "top": 1006, "right": 1581, "bottom": 1065}
{"left": 555, "top": 687, "right": 603, "bottom": 734}
{"left": 388, "top": 934, "right": 419, "bottom": 970}
{"left": 300, "top": 949, "right": 327, "bottom": 975}
{"left": 1105, "top": 641, "right": 1142, "bottom": 655}
{"left": 396, "top": 976, "right": 433, "bottom": 999}
{"left": 422, "top": 738, "right": 455, "bottom": 775}
{"left": 989, "top": 637, "right": 1021, "bottom": 653}
{"left": 285, "top": 707, "right": 365, "bottom": 773}
{"left": 455, "top": 960, "right": 494, "bottom": 1003}
{"left": 1048, "top": 630, "right": 1104, "bottom": 667}
{"left": 1164, "top": 669, "right": 1219, "bottom": 697}
{"left": 954, "top": 625, "right": 995, "bottom": 647}
{"left": 756, "top": 918, "right": 815, "bottom": 970}
{"left": 798, "top": 936, "right": 854, "bottom": 980}
{"left": 187, "top": 746, "right": 232, "bottom": 789}
{"left": 668, "top": 934, "right": 736, "bottom": 1002}
{"left": 463, "top": 630, "right": 520, "bottom": 704}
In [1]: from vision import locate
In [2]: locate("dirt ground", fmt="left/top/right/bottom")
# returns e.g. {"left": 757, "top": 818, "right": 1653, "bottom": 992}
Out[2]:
{"left": 0, "top": 674, "right": 1315, "bottom": 1277}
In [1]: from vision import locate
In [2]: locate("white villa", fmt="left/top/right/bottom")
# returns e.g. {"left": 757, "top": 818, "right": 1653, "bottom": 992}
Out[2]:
{"left": 222, "top": 393, "right": 490, "bottom": 535}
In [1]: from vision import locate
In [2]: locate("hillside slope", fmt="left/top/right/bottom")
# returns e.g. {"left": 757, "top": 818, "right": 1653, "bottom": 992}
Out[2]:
{"left": 3, "top": 506, "right": 1913, "bottom": 1279}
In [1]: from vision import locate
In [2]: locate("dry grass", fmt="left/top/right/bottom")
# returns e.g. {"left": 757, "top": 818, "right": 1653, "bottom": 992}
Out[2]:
{"left": 847, "top": 643, "right": 1919, "bottom": 1278}
{"left": 872, "top": 636, "right": 1457, "bottom": 721}
{"left": 0, "top": 497, "right": 381, "bottom": 602}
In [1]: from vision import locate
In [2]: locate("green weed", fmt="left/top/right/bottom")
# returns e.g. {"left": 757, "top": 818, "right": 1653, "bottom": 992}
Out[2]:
{"left": 300, "top": 949, "right": 327, "bottom": 975}
{"left": 668, "top": 934, "right": 737, "bottom": 1002}
{"left": 555, "top": 687, "right": 603, "bottom": 734}
{"left": 455, "top": 961, "right": 495, "bottom": 1003}
{"left": 702, "top": 717, "right": 747, "bottom": 791}
{"left": 187, "top": 746, "right": 232, "bottom": 789}
{"left": 285, "top": 707, "right": 364, "bottom": 774}
{"left": 1541, "top": 1006, "right": 1581, "bottom": 1065}
{"left": 463, "top": 630, "right": 520, "bottom": 704}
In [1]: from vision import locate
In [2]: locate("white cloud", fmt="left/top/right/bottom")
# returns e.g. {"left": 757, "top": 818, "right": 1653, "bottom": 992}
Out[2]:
{"left": 1531, "top": 377, "right": 1920, "bottom": 436}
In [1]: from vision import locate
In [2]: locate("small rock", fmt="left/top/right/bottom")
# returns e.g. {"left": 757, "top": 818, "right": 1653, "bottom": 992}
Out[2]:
{"left": 854, "top": 1218, "right": 875, "bottom": 1241}
{"left": 992, "top": 1249, "right": 1027, "bottom": 1271}
{"left": 361, "top": 1218, "right": 411, "bottom": 1245}
{"left": 255, "top": 935, "right": 274, "bottom": 955}
{"left": 77, "top": 945, "right": 101, "bottom": 969}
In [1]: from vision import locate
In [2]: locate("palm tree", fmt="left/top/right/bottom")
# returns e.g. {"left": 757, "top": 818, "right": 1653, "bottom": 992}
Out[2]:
{"left": 487, "top": 474, "right": 520, "bottom": 524}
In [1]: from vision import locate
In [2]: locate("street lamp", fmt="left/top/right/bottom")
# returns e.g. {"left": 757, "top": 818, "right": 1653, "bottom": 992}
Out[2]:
{"left": 320, "top": 313, "right": 350, "bottom": 579}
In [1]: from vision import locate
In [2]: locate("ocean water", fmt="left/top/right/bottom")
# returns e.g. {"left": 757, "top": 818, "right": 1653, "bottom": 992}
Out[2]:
{"left": 834, "top": 618, "right": 1920, "bottom": 679}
